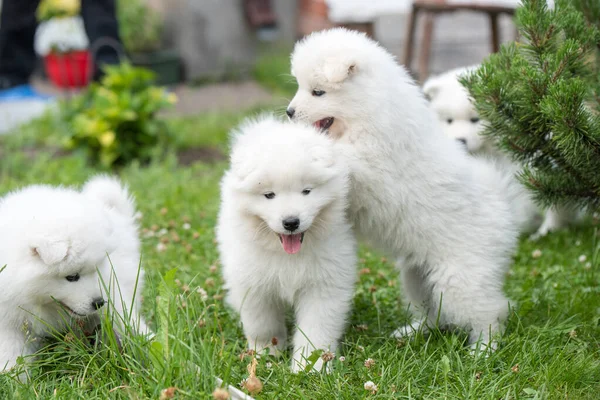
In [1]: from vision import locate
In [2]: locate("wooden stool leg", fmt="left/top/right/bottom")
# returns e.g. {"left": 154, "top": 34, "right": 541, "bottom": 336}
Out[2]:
{"left": 366, "top": 22, "right": 375, "bottom": 39}
{"left": 402, "top": 5, "right": 419, "bottom": 71}
{"left": 418, "top": 13, "right": 434, "bottom": 82}
{"left": 489, "top": 12, "right": 500, "bottom": 52}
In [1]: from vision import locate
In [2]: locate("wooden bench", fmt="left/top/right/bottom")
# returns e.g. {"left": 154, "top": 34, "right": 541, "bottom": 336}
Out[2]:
{"left": 403, "top": 0, "right": 517, "bottom": 81}
{"left": 297, "top": 0, "right": 375, "bottom": 38}
{"left": 297, "top": 0, "right": 410, "bottom": 39}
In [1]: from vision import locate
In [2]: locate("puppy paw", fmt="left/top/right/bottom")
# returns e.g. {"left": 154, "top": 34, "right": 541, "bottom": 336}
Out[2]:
{"left": 392, "top": 320, "right": 427, "bottom": 338}
{"left": 249, "top": 338, "right": 286, "bottom": 359}
{"left": 468, "top": 340, "right": 497, "bottom": 357}
{"left": 529, "top": 229, "right": 548, "bottom": 241}
{"left": 291, "top": 356, "right": 331, "bottom": 374}
{"left": 531, "top": 210, "right": 568, "bottom": 240}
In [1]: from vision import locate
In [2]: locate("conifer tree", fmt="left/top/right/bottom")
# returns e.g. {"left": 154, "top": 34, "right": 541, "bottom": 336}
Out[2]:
{"left": 463, "top": 0, "right": 600, "bottom": 210}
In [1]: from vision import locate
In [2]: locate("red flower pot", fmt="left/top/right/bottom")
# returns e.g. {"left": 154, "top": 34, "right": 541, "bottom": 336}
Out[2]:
{"left": 44, "top": 50, "right": 92, "bottom": 88}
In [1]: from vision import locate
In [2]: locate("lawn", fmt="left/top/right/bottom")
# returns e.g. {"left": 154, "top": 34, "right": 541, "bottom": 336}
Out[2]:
{"left": 1, "top": 59, "right": 599, "bottom": 399}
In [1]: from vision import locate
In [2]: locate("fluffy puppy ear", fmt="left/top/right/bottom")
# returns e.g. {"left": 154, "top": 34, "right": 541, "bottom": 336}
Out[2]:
{"left": 229, "top": 147, "right": 256, "bottom": 182}
{"left": 322, "top": 56, "right": 357, "bottom": 84}
{"left": 32, "top": 241, "right": 69, "bottom": 266}
{"left": 228, "top": 115, "right": 275, "bottom": 182}
{"left": 82, "top": 175, "right": 135, "bottom": 218}
{"left": 422, "top": 76, "right": 442, "bottom": 101}
{"left": 310, "top": 144, "right": 336, "bottom": 169}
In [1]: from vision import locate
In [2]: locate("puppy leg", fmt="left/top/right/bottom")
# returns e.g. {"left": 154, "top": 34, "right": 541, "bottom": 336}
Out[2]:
{"left": 237, "top": 292, "right": 287, "bottom": 357}
{"left": 531, "top": 206, "right": 574, "bottom": 240}
{"left": 100, "top": 261, "right": 149, "bottom": 336}
{"left": 291, "top": 286, "right": 352, "bottom": 373}
{"left": 0, "top": 328, "right": 29, "bottom": 373}
{"left": 132, "top": 316, "right": 150, "bottom": 337}
{"left": 393, "top": 265, "right": 432, "bottom": 338}
{"left": 109, "top": 293, "right": 150, "bottom": 337}
{"left": 428, "top": 269, "right": 509, "bottom": 353}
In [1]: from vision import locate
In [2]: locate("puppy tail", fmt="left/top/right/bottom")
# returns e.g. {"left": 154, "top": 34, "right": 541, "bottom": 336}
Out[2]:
{"left": 82, "top": 174, "right": 136, "bottom": 218}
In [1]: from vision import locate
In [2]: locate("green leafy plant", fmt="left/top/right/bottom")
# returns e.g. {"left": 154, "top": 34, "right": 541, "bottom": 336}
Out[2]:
{"left": 36, "top": 0, "right": 81, "bottom": 22}
{"left": 62, "top": 62, "right": 176, "bottom": 168}
{"left": 117, "top": 0, "right": 164, "bottom": 54}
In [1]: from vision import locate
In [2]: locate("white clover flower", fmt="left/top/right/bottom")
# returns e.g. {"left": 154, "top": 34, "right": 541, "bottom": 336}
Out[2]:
{"left": 196, "top": 287, "right": 209, "bottom": 301}
{"left": 364, "top": 381, "right": 378, "bottom": 393}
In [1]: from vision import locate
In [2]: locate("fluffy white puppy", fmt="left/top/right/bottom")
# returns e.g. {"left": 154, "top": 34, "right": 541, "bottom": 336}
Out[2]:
{"left": 217, "top": 116, "right": 356, "bottom": 372}
{"left": 0, "top": 176, "right": 148, "bottom": 372}
{"left": 422, "top": 66, "right": 486, "bottom": 152}
{"left": 423, "top": 66, "right": 575, "bottom": 237}
{"left": 423, "top": 66, "right": 542, "bottom": 234}
{"left": 287, "top": 28, "right": 518, "bottom": 350}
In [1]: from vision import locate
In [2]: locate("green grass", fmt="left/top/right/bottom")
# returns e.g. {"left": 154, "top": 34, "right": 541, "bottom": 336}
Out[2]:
{"left": 1, "top": 108, "right": 600, "bottom": 399}
{"left": 253, "top": 47, "right": 298, "bottom": 99}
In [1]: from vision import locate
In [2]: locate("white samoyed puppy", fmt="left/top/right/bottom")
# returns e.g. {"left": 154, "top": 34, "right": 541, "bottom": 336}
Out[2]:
{"left": 423, "top": 66, "right": 575, "bottom": 238}
{"left": 287, "top": 28, "right": 518, "bottom": 350}
{"left": 217, "top": 116, "right": 357, "bottom": 372}
{"left": 0, "top": 175, "right": 148, "bottom": 372}
{"left": 422, "top": 66, "right": 542, "bottom": 234}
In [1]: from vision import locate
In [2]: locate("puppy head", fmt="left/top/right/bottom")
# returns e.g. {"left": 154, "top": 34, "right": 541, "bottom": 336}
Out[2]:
{"left": 225, "top": 115, "right": 348, "bottom": 254}
{"left": 287, "top": 28, "right": 390, "bottom": 139}
{"left": 423, "top": 66, "right": 485, "bottom": 153}
{"left": 0, "top": 186, "right": 116, "bottom": 317}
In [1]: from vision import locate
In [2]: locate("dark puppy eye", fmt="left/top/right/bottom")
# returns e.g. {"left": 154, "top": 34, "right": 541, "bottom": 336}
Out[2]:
{"left": 302, "top": 188, "right": 311, "bottom": 195}
{"left": 446, "top": 118, "right": 454, "bottom": 124}
{"left": 470, "top": 117, "right": 480, "bottom": 123}
{"left": 312, "top": 89, "right": 325, "bottom": 97}
{"left": 264, "top": 192, "right": 276, "bottom": 200}
{"left": 65, "top": 273, "right": 80, "bottom": 282}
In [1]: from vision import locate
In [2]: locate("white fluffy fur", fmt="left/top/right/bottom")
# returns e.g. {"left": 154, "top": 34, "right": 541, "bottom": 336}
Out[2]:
{"left": 0, "top": 175, "right": 148, "bottom": 372}
{"left": 217, "top": 116, "right": 357, "bottom": 372}
{"left": 423, "top": 66, "right": 575, "bottom": 237}
{"left": 422, "top": 66, "right": 486, "bottom": 153}
{"left": 423, "top": 66, "right": 542, "bottom": 234}
{"left": 288, "top": 29, "right": 518, "bottom": 350}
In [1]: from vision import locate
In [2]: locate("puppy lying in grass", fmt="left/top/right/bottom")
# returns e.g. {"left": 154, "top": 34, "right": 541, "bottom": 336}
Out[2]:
{"left": 0, "top": 176, "right": 148, "bottom": 373}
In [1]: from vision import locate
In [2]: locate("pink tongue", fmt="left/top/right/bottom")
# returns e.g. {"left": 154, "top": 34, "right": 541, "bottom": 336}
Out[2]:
{"left": 281, "top": 234, "right": 302, "bottom": 254}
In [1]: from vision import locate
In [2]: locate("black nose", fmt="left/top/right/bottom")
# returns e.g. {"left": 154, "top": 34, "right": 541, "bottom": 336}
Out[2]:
{"left": 282, "top": 217, "right": 300, "bottom": 232}
{"left": 286, "top": 107, "right": 295, "bottom": 119}
{"left": 92, "top": 298, "right": 105, "bottom": 310}
{"left": 457, "top": 138, "right": 467, "bottom": 146}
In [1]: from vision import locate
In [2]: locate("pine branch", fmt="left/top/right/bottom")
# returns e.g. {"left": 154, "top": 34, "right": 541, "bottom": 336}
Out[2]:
{"left": 463, "top": 0, "right": 600, "bottom": 211}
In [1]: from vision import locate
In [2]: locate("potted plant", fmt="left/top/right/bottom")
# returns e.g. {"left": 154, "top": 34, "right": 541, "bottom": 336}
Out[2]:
{"left": 117, "top": 0, "right": 181, "bottom": 85}
{"left": 35, "top": 0, "right": 92, "bottom": 88}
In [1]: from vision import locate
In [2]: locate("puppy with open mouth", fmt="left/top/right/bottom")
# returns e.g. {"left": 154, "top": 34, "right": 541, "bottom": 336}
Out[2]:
{"left": 216, "top": 115, "right": 357, "bottom": 373}
{"left": 287, "top": 28, "right": 519, "bottom": 353}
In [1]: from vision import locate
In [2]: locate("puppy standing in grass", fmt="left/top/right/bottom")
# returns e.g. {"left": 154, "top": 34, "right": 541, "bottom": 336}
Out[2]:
{"left": 0, "top": 176, "right": 148, "bottom": 372}
{"left": 287, "top": 28, "right": 518, "bottom": 351}
{"left": 422, "top": 66, "right": 577, "bottom": 239}
{"left": 217, "top": 116, "right": 356, "bottom": 372}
